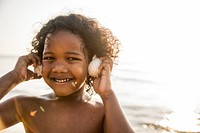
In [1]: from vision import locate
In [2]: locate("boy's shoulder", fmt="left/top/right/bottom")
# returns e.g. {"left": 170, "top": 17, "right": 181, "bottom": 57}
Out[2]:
{"left": 87, "top": 94, "right": 104, "bottom": 108}
{"left": 11, "top": 94, "right": 45, "bottom": 108}
{"left": 13, "top": 94, "right": 45, "bottom": 102}
{"left": 14, "top": 93, "right": 104, "bottom": 106}
{"left": 13, "top": 93, "right": 105, "bottom": 113}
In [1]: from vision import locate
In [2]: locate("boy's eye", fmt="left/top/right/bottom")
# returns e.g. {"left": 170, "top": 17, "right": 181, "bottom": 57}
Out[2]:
{"left": 67, "top": 57, "right": 79, "bottom": 61}
{"left": 43, "top": 57, "right": 54, "bottom": 60}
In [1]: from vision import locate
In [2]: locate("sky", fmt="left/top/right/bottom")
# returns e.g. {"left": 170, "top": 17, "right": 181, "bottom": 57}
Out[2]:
{"left": 0, "top": 0, "right": 131, "bottom": 56}
{"left": 1, "top": 0, "right": 200, "bottom": 85}
{"left": 1, "top": 0, "right": 200, "bottom": 60}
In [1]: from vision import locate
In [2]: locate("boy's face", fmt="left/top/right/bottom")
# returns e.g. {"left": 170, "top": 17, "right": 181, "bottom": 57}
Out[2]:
{"left": 41, "top": 30, "right": 88, "bottom": 97}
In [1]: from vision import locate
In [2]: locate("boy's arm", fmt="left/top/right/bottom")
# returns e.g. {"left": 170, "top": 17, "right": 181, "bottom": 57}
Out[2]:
{"left": 0, "top": 54, "right": 41, "bottom": 100}
{"left": 0, "top": 70, "right": 22, "bottom": 100}
{"left": 0, "top": 71, "right": 23, "bottom": 129}
{"left": 102, "top": 91, "right": 134, "bottom": 133}
{"left": 93, "top": 58, "right": 135, "bottom": 133}
{"left": 0, "top": 96, "right": 21, "bottom": 130}
{"left": 0, "top": 54, "right": 41, "bottom": 129}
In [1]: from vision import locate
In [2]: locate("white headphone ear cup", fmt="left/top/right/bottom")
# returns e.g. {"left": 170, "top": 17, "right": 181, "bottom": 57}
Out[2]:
{"left": 34, "top": 65, "right": 42, "bottom": 76}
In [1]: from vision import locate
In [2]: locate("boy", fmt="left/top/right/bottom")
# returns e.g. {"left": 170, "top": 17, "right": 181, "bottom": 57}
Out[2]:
{"left": 0, "top": 13, "right": 134, "bottom": 133}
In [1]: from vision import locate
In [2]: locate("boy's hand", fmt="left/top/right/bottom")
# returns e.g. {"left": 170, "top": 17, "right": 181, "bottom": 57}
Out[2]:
{"left": 13, "top": 54, "right": 42, "bottom": 82}
{"left": 93, "top": 57, "right": 113, "bottom": 99}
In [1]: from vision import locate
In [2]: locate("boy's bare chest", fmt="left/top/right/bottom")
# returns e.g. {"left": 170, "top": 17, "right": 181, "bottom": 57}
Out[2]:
{"left": 21, "top": 101, "right": 104, "bottom": 133}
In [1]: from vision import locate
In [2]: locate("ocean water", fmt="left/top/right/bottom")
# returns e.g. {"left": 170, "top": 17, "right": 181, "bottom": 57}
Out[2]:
{"left": 0, "top": 55, "right": 200, "bottom": 133}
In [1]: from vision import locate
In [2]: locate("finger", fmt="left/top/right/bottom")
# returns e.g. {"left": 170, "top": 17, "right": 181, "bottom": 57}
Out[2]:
{"left": 103, "top": 59, "right": 113, "bottom": 71}
{"left": 98, "top": 62, "right": 111, "bottom": 77}
{"left": 99, "top": 59, "right": 113, "bottom": 72}
{"left": 31, "top": 53, "right": 41, "bottom": 66}
{"left": 27, "top": 54, "right": 41, "bottom": 67}
{"left": 93, "top": 76, "right": 100, "bottom": 87}
{"left": 27, "top": 69, "right": 42, "bottom": 80}
{"left": 17, "top": 55, "right": 34, "bottom": 68}
{"left": 30, "top": 74, "right": 42, "bottom": 80}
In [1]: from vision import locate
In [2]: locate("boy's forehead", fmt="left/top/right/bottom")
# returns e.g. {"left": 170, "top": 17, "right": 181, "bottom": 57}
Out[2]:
{"left": 45, "top": 31, "right": 84, "bottom": 44}
{"left": 43, "top": 32, "right": 88, "bottom": 55}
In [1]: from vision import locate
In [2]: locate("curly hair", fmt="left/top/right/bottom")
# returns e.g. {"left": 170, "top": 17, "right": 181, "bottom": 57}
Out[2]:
{"left": 30, "top": 13, "right": 120, "bottom": 94}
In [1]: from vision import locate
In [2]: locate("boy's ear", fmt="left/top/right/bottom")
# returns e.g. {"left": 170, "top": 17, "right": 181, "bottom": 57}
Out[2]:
{"left": 88, "top": 55, "right": 102, "bottom": 78}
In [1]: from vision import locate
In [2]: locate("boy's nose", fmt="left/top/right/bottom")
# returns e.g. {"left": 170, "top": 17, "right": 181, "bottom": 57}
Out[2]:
{"left": 52, "top": 62, "right": 68, "bottom": 73}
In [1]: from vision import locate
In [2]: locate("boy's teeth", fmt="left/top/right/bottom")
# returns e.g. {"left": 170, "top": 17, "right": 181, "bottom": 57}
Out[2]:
{"left": 55, "top": 79, "right": 70, "bottom": 83}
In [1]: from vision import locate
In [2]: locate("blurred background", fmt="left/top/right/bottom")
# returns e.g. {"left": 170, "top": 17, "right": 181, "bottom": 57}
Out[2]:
{"left": 0, "top": 0, "right": 200, "bottom": 132}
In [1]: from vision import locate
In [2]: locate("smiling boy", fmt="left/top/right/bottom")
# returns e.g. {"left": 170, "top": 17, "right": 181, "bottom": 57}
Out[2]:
{"left": 0, "top": 13, "right": 134, "bottom": 133}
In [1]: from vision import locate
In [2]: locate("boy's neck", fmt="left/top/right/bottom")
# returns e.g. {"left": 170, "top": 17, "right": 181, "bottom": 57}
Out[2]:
{"left": 50, "top": 88, "right": 91, "bottom": 103}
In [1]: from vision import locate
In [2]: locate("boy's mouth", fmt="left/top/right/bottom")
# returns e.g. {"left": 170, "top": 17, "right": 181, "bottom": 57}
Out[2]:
{"left": 52, "top": 78, "right": 73, "bottom": 83}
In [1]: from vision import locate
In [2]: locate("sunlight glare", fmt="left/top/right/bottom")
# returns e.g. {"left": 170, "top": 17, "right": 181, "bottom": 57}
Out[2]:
{"left": 159, "top": 111, "right": 200, "bottom": 132}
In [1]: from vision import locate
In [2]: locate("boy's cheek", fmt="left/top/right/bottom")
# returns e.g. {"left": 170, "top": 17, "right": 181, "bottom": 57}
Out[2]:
{"left": 41, "top": 64, "right": 49, "bottom": 76}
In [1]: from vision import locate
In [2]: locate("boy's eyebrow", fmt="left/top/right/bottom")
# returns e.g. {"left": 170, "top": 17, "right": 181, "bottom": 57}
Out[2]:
{"left": 65, "top": 51, "right": 81, "bottom": 55}
{"left": 43, "top": 51, "right": 81, "bottom": 55}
